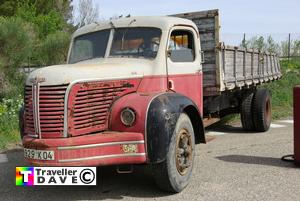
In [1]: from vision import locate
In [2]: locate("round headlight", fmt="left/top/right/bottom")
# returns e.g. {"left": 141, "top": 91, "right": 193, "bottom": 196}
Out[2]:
{"left": 120, "top": 108, "right": 136, "bottom": 126}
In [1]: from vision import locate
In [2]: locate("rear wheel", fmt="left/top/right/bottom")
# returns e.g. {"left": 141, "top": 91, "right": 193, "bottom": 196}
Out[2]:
{"left": 241, "top": 92, "right": 255, "bottom": 131}
{"left": 153, "top": 113, "right": 195, "bottom": 193}
{"left": 252, "top": 89, "right": 272, "bottom": 132}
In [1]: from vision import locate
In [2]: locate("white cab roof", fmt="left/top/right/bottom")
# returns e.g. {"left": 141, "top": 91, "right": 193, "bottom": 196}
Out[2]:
{"left": 73, "top": 16, "right": 196, "bottom": 37}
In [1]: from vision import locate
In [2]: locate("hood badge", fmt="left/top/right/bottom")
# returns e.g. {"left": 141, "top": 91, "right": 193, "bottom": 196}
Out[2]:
{"left": 30, "top": 76, "right": 46, "bottom": 84}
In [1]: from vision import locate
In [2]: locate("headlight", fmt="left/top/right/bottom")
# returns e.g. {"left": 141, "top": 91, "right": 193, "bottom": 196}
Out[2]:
{"left": 120, "top": 108, "right": 136, "bottom": 126}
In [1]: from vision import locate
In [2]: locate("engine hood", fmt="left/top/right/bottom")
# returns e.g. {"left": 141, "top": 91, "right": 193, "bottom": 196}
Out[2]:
{"left": 26, "top": 58, "right": 149, "bottom": 86}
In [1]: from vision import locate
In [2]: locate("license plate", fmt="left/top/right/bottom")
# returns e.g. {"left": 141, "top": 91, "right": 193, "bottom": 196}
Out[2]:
{"left": 24, "top": 148, "right": 55, "bottom": 161}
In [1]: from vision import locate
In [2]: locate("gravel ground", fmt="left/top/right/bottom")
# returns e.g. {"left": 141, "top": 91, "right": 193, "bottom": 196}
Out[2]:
{"left": 0, "top": 120, "right": 299, "bottom": 201}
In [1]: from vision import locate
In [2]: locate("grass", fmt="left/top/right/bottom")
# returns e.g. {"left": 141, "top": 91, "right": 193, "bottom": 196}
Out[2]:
{"left": 264, "top": 58, "right": 300, "bottom": 119}
{"left": 0, "top": 115, "right": 20, "bottom": 150}
{"left": 0, "top": 95, "right": 23, "bottom": 150}
{"left": 0, "top": 114, "right": 20, "bottom": 150}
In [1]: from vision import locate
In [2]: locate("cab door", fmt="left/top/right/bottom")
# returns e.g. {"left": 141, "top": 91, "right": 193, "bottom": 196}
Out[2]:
{"left": 166, "top": 26, "right": 203, "bottom": 111}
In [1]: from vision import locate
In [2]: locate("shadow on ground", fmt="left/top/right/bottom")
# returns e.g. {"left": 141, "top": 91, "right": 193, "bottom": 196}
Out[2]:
{"left": 206, "top": 123, "right": 259, "bottom": 134}
{"left": 0, "top": 149, "right": 172, "bottom": 201}
{"left": 216, "top": 154, "right": 298, "bottom": 168}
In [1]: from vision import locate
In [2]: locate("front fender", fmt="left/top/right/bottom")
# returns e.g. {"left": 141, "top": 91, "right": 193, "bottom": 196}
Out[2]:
{"left": 109, "top": 92, "right": 162, "bottom": 134}
{"left": 109, "top": 92, "right": 204, "bottom": 164}
{"left": 146, "top": 93, "right": 204, "bottom": 163}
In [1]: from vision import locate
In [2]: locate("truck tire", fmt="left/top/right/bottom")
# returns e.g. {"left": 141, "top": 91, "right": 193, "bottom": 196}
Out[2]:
{"left": 241, "top": 93, "right": 255, "bottom": 131}
{"left": 252, "top": 89, "right": 272, "bottom": 132}
{"left": 153, "top": 113, "right": 195, "bottom": 193}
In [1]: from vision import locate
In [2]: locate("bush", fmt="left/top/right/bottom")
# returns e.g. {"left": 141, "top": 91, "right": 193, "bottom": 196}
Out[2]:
{"left": 280, "top": 58, "right": 300, "bottom": 71}
{"left": 0, "top": 17, "right": 36, "bottom": 69}
{"left": 40, "top": 31, "right": 71, "bottom": 65}
{"left": 0, "top": 17, "right": 35, "bottom": 96}
{"left": 0, "top": 95, "right": 23, "bottom": 149}
{"left": 263, "top": 59, "right": 300, "bottom": 119}
{"left": 15, "top": 2, "right": 67, "bottom": 39}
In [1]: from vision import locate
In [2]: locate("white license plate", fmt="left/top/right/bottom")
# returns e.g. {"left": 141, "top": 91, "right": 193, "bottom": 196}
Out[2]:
{"left": 24, "top": 148, "right": 55, "bottom": 161}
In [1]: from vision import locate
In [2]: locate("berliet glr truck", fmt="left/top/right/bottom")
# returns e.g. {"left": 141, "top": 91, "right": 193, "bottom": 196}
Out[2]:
{"left": 20, "top": 10, "right": 281, "bottom": 192}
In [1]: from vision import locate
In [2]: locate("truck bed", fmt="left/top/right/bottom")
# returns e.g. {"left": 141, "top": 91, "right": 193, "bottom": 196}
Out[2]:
{"left": 173, "top": 10, "right": 281, "bottom": 96}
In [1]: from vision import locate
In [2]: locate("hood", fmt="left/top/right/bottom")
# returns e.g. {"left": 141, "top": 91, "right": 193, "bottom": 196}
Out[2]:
{"left": 26, "top": 58, "right": 149, "bottom": 86}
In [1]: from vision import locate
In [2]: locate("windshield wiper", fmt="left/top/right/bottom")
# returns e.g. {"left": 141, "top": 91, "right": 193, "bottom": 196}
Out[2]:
{"left": 109, "top": 21, "right": 116, "bottom": 30}
{"left": 121, "top": 19, "right": 136, "bottom": 50}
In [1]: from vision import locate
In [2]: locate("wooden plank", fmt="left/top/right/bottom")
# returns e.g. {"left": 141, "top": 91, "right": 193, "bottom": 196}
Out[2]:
{"left": 172, "top": 9, "right": 219, "bottom": 19}
{"left": 214, "top": 14, "right": 221, "bottom": 88}
{"left": 251, "top": 50, "right": 254, "bottom": 81}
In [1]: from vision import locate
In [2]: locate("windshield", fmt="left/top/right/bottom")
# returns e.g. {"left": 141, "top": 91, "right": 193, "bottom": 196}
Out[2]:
{"left": 69, "top": 27, "right": 162, "bottom": 64}
{"left": 110, "top": 27, "right": 161, "bottom": 59}
{"left": 69, "top": 29, "right": 110, "bottom": 64}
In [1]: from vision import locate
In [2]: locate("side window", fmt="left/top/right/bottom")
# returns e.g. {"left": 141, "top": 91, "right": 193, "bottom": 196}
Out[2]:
{"left": 168, "top": 30, "right": 195, "bottom": 62}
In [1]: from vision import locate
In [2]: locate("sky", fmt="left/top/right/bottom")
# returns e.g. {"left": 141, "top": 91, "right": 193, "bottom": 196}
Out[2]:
{"left": 73, "top": 0, "right": 300, "bottom": 45}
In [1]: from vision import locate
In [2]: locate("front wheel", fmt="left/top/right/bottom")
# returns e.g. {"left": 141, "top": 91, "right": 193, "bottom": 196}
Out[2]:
{"left": 153, "top": 113, "right": 195, "bottom": 193}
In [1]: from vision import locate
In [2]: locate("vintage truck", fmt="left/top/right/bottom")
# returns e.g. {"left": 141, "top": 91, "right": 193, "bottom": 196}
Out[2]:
{"left": 20, "top": 9, "right": 281, "bottom": 192}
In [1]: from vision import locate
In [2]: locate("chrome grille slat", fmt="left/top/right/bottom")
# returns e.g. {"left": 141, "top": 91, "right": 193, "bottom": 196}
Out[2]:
{"left": 24, "top": 84, "right": 68, "bottom": 138}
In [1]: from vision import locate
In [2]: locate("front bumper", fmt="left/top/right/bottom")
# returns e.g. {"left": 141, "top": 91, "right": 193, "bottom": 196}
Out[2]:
{"left": 22, "top": 131, "right": 146, "bottom": 166}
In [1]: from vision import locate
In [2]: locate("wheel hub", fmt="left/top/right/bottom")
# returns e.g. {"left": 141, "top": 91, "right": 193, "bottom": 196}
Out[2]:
{"left": 175, "top": 129, "right": 193, "bottom": 175}
{"left": 265, "top": 98, "right": 271, "bottom": 125}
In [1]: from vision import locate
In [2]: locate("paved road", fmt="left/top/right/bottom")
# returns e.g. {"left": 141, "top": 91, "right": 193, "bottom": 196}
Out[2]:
{"left": 1, "top": 120, "right": 299, "bottom": 201}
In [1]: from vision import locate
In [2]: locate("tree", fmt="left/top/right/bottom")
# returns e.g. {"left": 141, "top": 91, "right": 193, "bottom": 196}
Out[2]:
{"left": 0, "top": 17, "right": 35, "bottom": 70}
{"left": 240, "top": 34, "right": 249, "bottom": 49}
{"left": 15, "top": 4, "right": 67, "bottom": 39}
{"left": 75, "top": 0, "right": 99, "bottom": 28}
{"left": 0, "top": 0, "right": 73, "bottom": 22}
{"left": 291, "top": 40, "right": 300, "bottom": 56}
{"left": 240, "top": 36, "right": 267, "bottom": 52}
{"left": 40, "top": 31, "right": 71, "bottom": 65}
{"left": 266, "top": 36, "right": 279, "bottom": 54}
{"left": 0, "top": 17, "right": 36, "bottom": 94}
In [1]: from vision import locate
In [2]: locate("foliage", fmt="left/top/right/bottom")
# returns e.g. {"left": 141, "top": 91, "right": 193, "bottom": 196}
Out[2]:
{"left": 266, "top": 36, "right": 280, "bottom": 54}
{"left": 0, "top": 95, "right": 23, "bottom": 149}
{"left": 281, "top": 39, "right": 300, "bottom": 57}
{"left": 15, "top": 2, "right": 67, "bottom": 39}
{"left": 40, "top": 31, "right": 71, "bottom": 65}
{"left": 0, "top": 0, "right": 18, "bottom": 17}
{"left": 240, "top": 35, "right": 300, "bottom": 57}
{"left": 0, "top": 1, "right": 73, "bottom": 149}
{"left": 0, "top": 17, "right": 35, "bottom": 96}
{"left": 32, "top": 0, "right": 74, "bottom": 23}
{"left": 262, "top": 59, "right": 300, "bottom": 119}
{"left": 0, "top": 0, "right": 73, "bottom": 22}
{"left": 280, "top": 58, "right": 300, "bottom": 70}
{"left": 75, "top": 0, "right": 99, "bottom": 28}
{"left": 240, "top": 35, "right": 280, "bottom": 54}
{"left": 0, "top": 17, "right": 35, "bottom": 68}
{"left": 0, "top": 95, "right": 23, "bottom": 117}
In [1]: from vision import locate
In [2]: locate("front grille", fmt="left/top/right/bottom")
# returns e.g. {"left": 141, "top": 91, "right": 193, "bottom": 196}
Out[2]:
{"left": 24, "top": 84, "right": 68, "bottom": 138}
{"left": 68, "top": 80, "right": 139, "bottom": 136}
